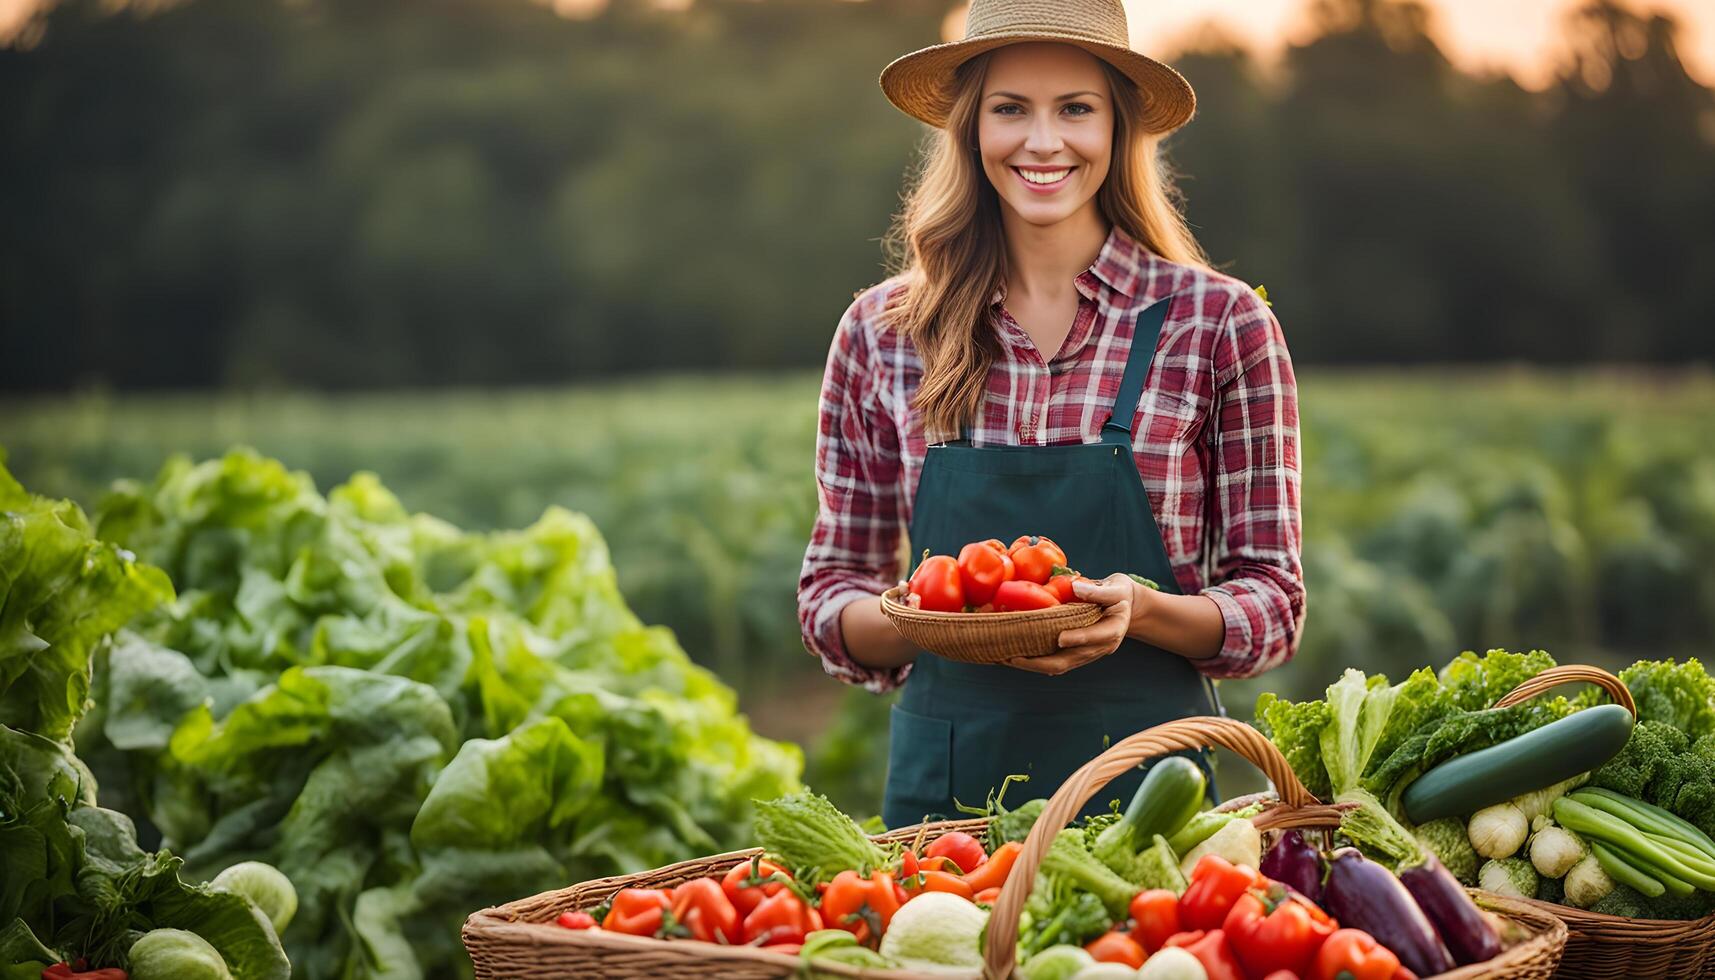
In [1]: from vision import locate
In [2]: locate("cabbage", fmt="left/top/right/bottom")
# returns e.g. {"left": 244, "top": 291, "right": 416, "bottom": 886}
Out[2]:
{"left": 1021, "top": 945, "right": 1096, "bottom": 980}
{"left": 211, "top": 861, "right": 298, "bottom": 934}
{"left": 877, "top": 893, "right": 987, "bottom": 972}
{"left": 127, "top": 929, "right": 234, "bottom": 980}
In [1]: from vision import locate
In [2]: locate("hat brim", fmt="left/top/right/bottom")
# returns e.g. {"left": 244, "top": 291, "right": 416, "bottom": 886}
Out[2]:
{"left": 879, "top": 32, "right": 1195, "bottom": 134}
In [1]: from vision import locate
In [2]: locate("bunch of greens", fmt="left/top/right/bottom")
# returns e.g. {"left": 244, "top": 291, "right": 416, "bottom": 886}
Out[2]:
{"left": 0, "top": 457, "right": 289, "bottom": 977}
{"left": 75, "top": 450, "right": 802, "bottom": 979}
{"left": 1254, "top": 650, "right": 1576, "bottom": 864}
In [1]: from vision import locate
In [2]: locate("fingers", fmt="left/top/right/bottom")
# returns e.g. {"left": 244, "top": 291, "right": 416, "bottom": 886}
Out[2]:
{"left": 1008, "top": 643, "right": 1115, "bottom": 675}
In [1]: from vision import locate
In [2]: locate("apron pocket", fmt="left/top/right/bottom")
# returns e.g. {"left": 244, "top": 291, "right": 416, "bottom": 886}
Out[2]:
{"left": 884, "top": 704, "right": 953, "bottom": 828}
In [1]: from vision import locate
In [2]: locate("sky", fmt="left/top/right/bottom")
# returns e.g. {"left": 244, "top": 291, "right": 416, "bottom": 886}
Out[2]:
{"left": 1118, "top": 0, "right": 1715, "bottom": 89}
{"left": 2, "top": 0, "right": 1712, "bottom": 89}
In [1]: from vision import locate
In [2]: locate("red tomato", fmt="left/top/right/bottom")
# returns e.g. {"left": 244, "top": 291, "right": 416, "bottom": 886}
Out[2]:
{"left": 1311, "top": 929, "right": 1408, "bottom": 980}
{"left": 993, "top": 579, "right": 1060, "bottom": 611}
{"left": 1085, "top": 932, "right": 1147, "bottom": 968}
{"left": 720, "top": 857, "right": 791, "bottom": 917}
{"left": 1128, "top": 888, "right": 1182, "bottom": 953}
{"left": 925, "top": 831, "right": 986, "bottom": 874}
{"left": 1045, "top": 571, "right": 1082, "bottom": 603}
{"left": 957, "top": 542, "right": 1015, "bottom": 606}
{"left": 820, "top": 869, "right": 901, "bottom": 944}
{"left": 1008, "top": 535, "right": 1068, "bottom": 584}
{"left": 555, "top": 910, "right": 597, "bottom": 930}
{"left": 908, "top": 554, "right": 964, "bottom": 612}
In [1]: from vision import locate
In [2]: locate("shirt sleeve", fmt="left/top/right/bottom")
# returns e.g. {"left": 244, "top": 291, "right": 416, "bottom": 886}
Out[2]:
{"left": 797, "top": 287, "right": 913, "bottom": 693}
{"left": 1196, "top": 286, "right": 1306, "bottom": 679}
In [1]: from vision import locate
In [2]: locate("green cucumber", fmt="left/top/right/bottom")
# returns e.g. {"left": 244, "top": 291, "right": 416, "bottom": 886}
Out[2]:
{"left": 1125, "top": 755, "right": 1208, "bottom": 841}
{"left": 1401, "top": 704, "right": 1634, "bottom": 824}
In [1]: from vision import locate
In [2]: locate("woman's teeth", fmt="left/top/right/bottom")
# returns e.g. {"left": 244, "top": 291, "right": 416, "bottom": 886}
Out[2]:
{"left": 1018, "top": 168, "right": 1071, "bottom": 184}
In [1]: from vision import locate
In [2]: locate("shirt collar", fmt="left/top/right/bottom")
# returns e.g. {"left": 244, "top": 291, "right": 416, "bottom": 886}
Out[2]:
{"left": 988, "top": 223, "right": 1148, "bottom": 307}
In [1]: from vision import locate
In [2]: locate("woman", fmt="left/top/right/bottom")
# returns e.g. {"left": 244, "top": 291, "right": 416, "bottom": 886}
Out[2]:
{"left": 797, "top": 0, "right": 1305, "bottom": 830}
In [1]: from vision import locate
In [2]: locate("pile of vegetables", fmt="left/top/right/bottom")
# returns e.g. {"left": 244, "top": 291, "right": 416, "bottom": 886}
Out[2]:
{"left": 0, "top": 458, "right": 296, "bottom": 978}
{"left": 906, "top": 535, "right": 1153, "bottom": 613}
{"left": 1256, "top": 649, "right": 1715, "bottom": 921}
{"left": 561, "top": 750, "right": 1529, "bottom": 980}
{"left": 11, "top": 448, "right": 800, "bottom": 979}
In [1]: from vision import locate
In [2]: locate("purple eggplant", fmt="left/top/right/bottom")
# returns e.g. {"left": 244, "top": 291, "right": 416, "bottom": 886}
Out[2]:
{"left": 1398, "top": 854, "right": 1501, "bottom": 966}
{"left": 1261, "top": 829, "right": 1324, "bottom": 904}
{"left": 1323, "top": 848, "right": 1454, "bottom": 977}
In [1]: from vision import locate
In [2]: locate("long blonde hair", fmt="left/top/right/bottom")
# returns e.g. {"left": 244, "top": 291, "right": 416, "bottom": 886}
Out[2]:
{"left": 879, "top": 50, "right": 1210, "bottom": 442}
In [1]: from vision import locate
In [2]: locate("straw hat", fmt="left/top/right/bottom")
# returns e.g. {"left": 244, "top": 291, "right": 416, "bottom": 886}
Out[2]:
{"left": 879, "top": 0, "right": 1196, "bottom": 134}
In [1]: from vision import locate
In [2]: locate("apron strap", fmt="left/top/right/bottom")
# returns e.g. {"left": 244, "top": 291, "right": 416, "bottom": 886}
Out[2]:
{"left": 1102, "top": 294, "right": 1173, "bottom": 439}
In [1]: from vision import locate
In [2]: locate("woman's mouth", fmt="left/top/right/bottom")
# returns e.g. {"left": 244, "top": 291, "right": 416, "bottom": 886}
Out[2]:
{"left": 1013, "top": 166, "right": 1075, "bottom": 193}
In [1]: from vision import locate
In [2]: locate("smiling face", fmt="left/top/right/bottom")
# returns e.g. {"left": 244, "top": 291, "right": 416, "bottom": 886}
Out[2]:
{"left": 976, "top": 42, "right": 1115, "bottom": 229}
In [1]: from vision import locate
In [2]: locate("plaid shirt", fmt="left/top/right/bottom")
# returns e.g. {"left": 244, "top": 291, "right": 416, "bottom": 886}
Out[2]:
{"left": 798, "top": 225, "right": 1304, "bottom": 693}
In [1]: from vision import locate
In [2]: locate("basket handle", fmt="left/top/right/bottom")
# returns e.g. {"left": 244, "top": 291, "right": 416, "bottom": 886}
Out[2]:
{"left": 1492, "top": 664, "right": 1635, "bottom": 716}
{"left": 980, "top": 716, "right": 1316, "bottom": 978}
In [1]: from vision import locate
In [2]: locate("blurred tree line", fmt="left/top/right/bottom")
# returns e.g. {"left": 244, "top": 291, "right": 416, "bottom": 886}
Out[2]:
{"left": 2, "top": 0, "right": 1712, "bottom": 391}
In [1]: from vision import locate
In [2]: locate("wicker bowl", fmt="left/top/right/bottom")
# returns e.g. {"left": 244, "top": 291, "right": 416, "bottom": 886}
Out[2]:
{"left": 879, "top": 584, "right": 1100, "bottom": 662}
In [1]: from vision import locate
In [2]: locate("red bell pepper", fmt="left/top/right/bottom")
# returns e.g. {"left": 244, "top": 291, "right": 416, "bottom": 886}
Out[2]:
{"left": 1180, "top": 853, "right": 1265, "bottom": 931}
{"left": 601, "top": 887, "right": 672, "bottom": 936}
{"left": 1223, "top": 882, "right": 1339, "bottom": 977}
{"left": 742, "top": 889, "right": 822, "bottom": 946}
{"left": 960, "top": 841, "right": 1021, "bottom": 893}
{"left": 669, "top": 877, "right": 741, "bottom": 944}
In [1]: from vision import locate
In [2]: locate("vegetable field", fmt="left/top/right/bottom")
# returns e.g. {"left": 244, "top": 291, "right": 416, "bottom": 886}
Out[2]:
{"left": 4, "top": 369, "right": 1715, "bottom": 811}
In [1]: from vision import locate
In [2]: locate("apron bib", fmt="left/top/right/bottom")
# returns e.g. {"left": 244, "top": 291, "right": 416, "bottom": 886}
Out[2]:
{"left": 883, "top": 294, "right": 1223, "bottom": 829}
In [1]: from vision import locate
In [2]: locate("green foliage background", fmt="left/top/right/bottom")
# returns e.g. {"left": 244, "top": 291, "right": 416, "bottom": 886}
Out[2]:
{"left": 6, "top": 369, "right": 1715, "bottom": 814}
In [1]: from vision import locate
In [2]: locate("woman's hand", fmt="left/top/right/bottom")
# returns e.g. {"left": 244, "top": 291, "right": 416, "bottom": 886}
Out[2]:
{"left": 1004, "top": 572, "right": 1140, "bottom": 675}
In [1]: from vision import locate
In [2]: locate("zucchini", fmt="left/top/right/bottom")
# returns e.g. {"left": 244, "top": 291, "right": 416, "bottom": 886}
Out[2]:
{"left": 1401, "top": 704, "right": 1634, "bottom": 824}
{"left": 1092, "top": 755, "right": 1206, "bottom": 881}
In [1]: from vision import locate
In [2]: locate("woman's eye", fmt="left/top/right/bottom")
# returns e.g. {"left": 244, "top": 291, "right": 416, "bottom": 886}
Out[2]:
{"left": 1064, "top": 103, "right": 1092, "bottom": 116}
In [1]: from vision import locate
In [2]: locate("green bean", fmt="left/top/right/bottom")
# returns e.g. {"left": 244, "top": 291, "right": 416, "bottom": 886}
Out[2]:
{"left": 1554, "top": 797, "right": 1715, "bottom": 890}
{"left": 1574, "top": 788, "right": 1715, "bottom": 859}
{"left": 1590, "top": 840, "right": 1666, "bottom": 898}
{"left": 1645, "top": 832, "right": 1715, "bottom": 877}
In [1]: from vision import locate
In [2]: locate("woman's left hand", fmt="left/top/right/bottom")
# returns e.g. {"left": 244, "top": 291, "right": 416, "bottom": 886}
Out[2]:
{"left": 1004, "top": 573, "right": 1138, "bottom": 676}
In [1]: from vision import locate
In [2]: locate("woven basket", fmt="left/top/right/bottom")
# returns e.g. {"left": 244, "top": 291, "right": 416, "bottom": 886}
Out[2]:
{"left": 982, "top": 716, "right": 1567, "bottom": 980}
{"left": 1484, "top": 665, "right": 1715, "bottom": 978}
{"left": 464, "top": 715, "right": 1566, "bottom": 978}
{"left": 878, "top": 584, "right": 1099, "bottom": 662}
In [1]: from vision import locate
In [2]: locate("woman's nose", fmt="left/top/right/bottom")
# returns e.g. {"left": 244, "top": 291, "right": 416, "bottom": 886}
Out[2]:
{"left": 1024, "top": 114, "right": 1063, "bottom": 154}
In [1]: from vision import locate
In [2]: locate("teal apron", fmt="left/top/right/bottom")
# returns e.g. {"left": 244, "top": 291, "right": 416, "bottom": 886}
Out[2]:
{"left": 883, "top": 294, "right": 1223, "bottom": 829}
